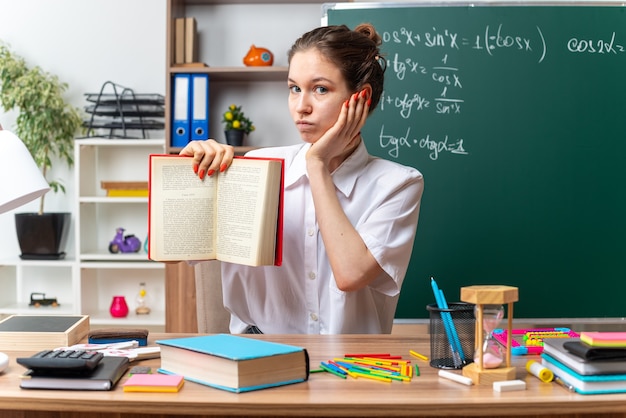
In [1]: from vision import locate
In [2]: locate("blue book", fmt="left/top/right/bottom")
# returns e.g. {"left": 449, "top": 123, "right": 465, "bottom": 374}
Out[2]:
{"left": 541, "top": 353, "right": 626, "bottom": 395}
{"left": 156, "top": 334, "right": 309, "bottom": 393}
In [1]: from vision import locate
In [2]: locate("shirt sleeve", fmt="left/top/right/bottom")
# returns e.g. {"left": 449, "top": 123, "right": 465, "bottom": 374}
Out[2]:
{"left": 358, "top": 165, "right": 424, "bottom": 296}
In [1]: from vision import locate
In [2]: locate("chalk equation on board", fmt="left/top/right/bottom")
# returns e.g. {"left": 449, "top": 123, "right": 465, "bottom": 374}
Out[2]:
{"left": 382, "top": 24, "right": 624, "bottom": 62}
{"left": 382, "top": 24, "right": 547, "bottom": 63}
{"left": 378, "top": 125, "right": 468, "bottom": 161}
{"left": 372, "top": 23, "right": 624, "bottom": 162}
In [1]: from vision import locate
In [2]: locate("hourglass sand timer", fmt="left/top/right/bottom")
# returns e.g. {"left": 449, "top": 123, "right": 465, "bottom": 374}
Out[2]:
{"left": 460, "top": 285, "right": 518, "bottom": 385}
{"left": 477, "top": 304, "right": 505, "bottom": 369}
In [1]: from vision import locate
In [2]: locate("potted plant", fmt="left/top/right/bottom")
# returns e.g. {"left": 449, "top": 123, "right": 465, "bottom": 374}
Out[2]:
{"left": 222, "top": 104, "right": 255, "bottom": 146}
{"left": 0, "top": 42, "right": 83, "bottom": 259}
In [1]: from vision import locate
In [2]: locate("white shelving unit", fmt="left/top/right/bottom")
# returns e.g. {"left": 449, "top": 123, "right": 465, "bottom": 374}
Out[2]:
{"left": 74, "top": 138, "right": 166, "bottom": 330}
{"left": 0, "top": 139, "right": 167, "bottom": 330}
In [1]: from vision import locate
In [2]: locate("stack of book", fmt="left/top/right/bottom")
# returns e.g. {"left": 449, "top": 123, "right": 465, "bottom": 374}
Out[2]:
{"left": 174, "top": 17, "right": 203, "bottom": 67}
{"left": 541, "top": 332, "right": 626, "bottom": 394}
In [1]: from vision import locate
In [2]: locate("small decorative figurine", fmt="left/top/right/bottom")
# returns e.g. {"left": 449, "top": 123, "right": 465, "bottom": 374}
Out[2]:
{"left": 243, "top": 45, "right": 274, "bottom": 67}
{"left": 108, "top": 227, "right": 142, "bottom": 253}
{"left": 29, "top": 292, "right": 60, "bottom": 307}
{"left": 135, "top": 282, "right": 151, "bottom": 315}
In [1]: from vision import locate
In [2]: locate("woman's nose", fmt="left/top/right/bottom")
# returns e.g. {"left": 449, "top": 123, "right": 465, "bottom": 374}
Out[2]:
{"left": 296, "top": 93, "right": 312, "bottom": 115}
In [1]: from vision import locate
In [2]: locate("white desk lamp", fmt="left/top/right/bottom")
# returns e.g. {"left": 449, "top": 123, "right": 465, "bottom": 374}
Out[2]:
{"left": 0, "top": 127, "right": 50, "bottom": 214}
{"left": 0, "top": 125, "right": 50, "bottom": 373}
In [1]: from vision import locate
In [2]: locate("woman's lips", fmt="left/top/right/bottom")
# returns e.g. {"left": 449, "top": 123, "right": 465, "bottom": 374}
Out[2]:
{"left": 296, "top": 120, "right": 313, "bottom": 132}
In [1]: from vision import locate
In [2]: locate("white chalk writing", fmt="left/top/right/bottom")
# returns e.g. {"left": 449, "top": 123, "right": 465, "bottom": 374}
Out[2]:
{"left": 378, "top": 125, "right": 468, "bottom": 161}
{"left": 374, "top": 22, "right": 624, "bottom": 161}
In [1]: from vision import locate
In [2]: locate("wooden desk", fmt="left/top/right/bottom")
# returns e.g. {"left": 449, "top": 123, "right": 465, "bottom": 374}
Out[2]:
{"left": 1, "top": 333, "right": 626, "bottom": 418}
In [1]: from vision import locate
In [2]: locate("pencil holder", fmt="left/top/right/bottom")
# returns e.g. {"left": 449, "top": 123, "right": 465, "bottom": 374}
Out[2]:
{"left": 427, "top": 303, "right": 475, "bottom": 369}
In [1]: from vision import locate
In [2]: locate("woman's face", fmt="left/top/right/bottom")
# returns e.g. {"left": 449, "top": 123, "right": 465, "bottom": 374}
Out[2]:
{"left": 288, "top": 48, "right": 352, "bottom": 144}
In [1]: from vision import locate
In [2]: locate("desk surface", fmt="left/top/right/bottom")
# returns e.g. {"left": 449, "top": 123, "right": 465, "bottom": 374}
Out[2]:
{"left": 1, "top": 333, "right": 626, "bottom": 418}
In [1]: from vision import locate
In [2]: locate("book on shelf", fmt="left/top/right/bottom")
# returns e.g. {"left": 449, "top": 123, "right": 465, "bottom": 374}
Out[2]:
{"left": 541, "top": 353, "right": 626, "bottom": 395}
{"left": 20, "top": 356, "right": 129, "bottom": 391}
{"left": 174, "top": 17, "right": 185, "bottom": 64}
{"left": 156, "top": 334, "right": 309, "bottom": 393}
{"left": 122, "top": 373, "right": 184, "bottom": 393}
{"left": 0, "top": 315, "right": 89, "bottom": 351}
{"left": 148, "top": 154, "right": 284, "bottom": 267}
{"left": 542, "top": 338, "right": 626, "bottom": 375}
{"left": 184, "top": 17, "right": 197, "bottom": 64}
{"left": 100, "top": 181, "right": 149, "bottom": 197}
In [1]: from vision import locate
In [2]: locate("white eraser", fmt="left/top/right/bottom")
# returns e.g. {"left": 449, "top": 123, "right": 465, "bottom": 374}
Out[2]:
{"left": 438, "top": 370, "right": 474, "bottom": 386}
{"left": 493, "top": 379, "right": 527, "bottom": 392}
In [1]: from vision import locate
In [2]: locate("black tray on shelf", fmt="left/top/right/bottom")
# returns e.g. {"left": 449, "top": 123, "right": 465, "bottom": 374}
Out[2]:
{"left": 85, "top": 104, "right": 164, "bottom": 118}
{"left": 83, "top": 81, "right": 164, "bottom": 139}
{"left": 82, "top": 119, "right": 164, "bottom": 130}
{"left": 84, "top": 93, "right": 164, "bottom": 106}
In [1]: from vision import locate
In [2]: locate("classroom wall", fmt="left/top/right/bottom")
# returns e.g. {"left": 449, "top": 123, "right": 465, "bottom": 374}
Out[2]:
{"left": 0, "top": 0, "right": 167, "bottom": 257}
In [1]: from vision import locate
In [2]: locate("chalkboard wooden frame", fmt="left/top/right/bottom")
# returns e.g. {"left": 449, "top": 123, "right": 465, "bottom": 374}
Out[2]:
{"left": 325, "top": 1, "right": 626, "bottom": 319}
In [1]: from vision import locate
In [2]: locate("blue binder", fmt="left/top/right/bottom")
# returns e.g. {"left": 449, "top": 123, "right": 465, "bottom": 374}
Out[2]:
{"left": 191, "top": 74, "right": 209, "bottom": 140}
{"left": 171, "top": 73, "right": 191, "bottom": 147}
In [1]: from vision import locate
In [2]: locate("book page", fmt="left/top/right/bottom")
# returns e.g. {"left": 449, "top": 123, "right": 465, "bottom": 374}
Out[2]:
{"left": 215, "top": 158, "right": 281, "bottom": 266}
{"left": 149, "top": 156, "right": 217, "bottom": 261}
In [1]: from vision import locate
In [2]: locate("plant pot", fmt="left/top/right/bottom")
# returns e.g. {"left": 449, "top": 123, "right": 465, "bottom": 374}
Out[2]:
{"left": 224, "top": 130, "right": 245, "bottom": 146}
{"left": 15, "top": 212, "right": 71, "bottom": 260}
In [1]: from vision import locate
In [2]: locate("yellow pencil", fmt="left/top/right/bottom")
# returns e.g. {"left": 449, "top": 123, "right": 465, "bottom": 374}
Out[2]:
{"left": 351, "top": 371, "right": 392, "bottom": 382}
{"left": 409, "top": 349, "right": 429, "bottom": 362}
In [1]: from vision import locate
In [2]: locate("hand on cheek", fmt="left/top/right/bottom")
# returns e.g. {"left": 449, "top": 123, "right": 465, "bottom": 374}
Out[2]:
{"left": 342, "top": 89, "right": 371, "bottom": 141}
{"left": 308, "top": 88, "right": 371, "bottom": 168}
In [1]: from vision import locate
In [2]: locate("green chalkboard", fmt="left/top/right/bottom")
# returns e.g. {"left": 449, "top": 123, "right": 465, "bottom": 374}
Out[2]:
{"left": 327, "top": 3, "right": 626, "bottom": 319}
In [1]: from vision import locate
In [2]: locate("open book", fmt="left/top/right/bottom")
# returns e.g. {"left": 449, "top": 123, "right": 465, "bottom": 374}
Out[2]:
{"left": 148, "top": 154, "right": 284, "bottom": 266}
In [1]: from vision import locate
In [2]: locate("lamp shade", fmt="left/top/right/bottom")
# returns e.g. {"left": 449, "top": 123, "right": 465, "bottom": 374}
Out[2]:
{"left": 0, "top": 130, "right": 50, "bottom": 214}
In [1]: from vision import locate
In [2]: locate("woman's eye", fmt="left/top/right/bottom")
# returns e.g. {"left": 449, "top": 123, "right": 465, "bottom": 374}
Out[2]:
{"left": 289, "top": 85, "right": 301, "bottom": 93}
{"left": 314, "top": 86, "right": 328, "bottom": 95}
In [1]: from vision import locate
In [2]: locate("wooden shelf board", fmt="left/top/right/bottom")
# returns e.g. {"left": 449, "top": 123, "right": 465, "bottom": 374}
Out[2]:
{"left": 169, "top": 66, "right": 288, "bottom": 82}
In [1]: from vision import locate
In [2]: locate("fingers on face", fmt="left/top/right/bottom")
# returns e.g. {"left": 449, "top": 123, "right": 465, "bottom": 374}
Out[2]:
{"left": 343, "top": 89, "right": 370, "bottom": 137}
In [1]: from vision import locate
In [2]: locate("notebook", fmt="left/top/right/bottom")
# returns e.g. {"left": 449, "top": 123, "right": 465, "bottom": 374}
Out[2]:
{"left": 19, "top": 356, "right": 129, "bottom": 391}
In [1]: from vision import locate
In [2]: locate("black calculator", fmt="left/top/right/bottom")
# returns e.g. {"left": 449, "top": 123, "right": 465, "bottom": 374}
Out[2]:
{"left": 17, "top": 349, "right": 104, "bottom": 373}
